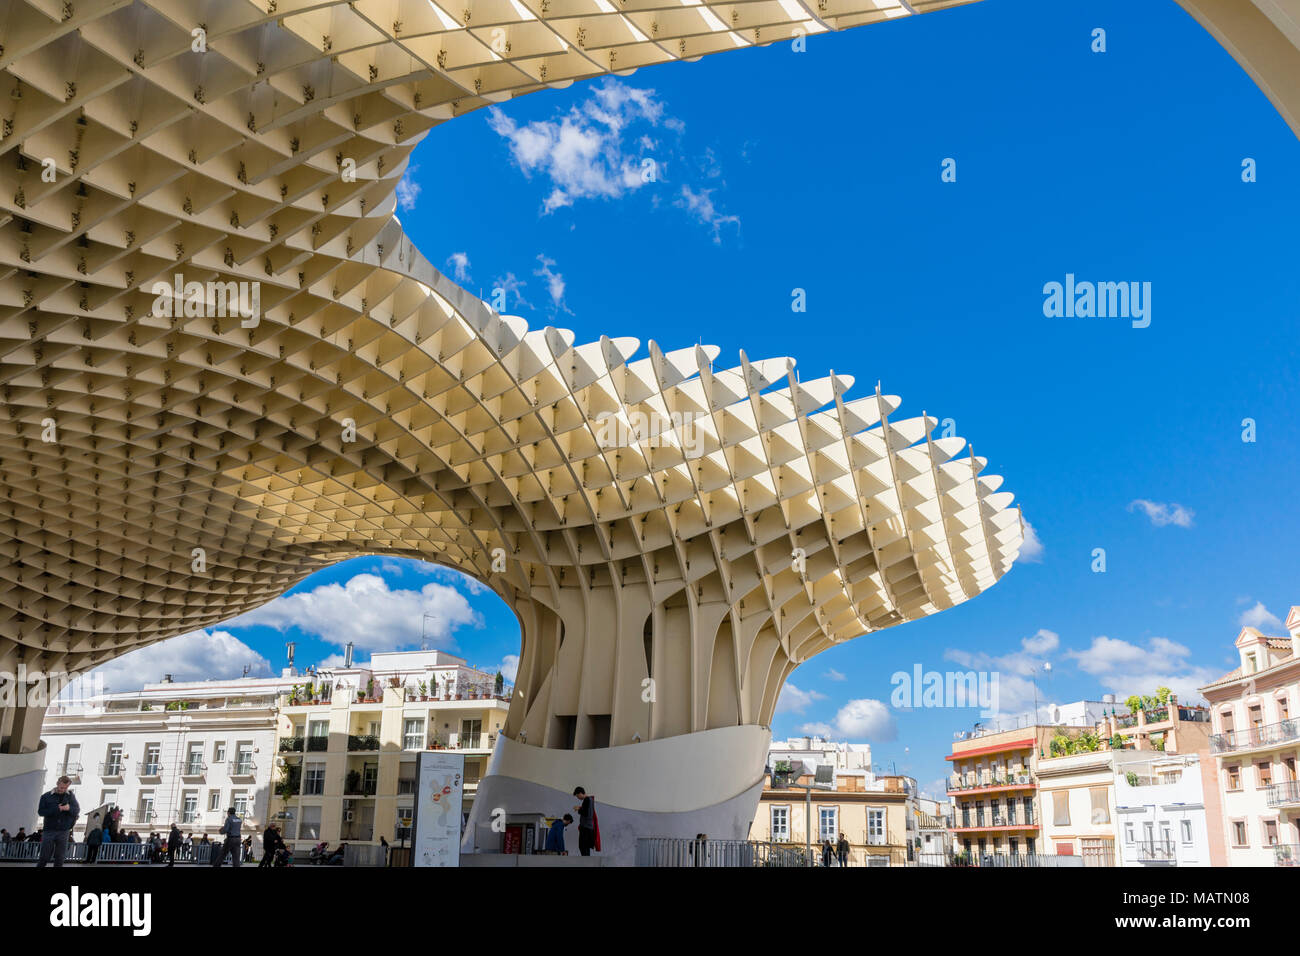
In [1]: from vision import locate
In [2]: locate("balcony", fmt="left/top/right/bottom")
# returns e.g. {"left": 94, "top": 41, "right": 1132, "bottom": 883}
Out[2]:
{"left": 1135, "top": 839, "right": 1176, "bottom": 863}
{"left": 99, "top": 761, "right": 125, "bottom": 779}
{"left": 180, "top": 761, "right": 207, "bottom": 778}
{"left": 347, "top": 734, "right": 380, "bottom": 752}
{"left": 136, "top": 761, "right": 164, "bottom": 779}
{"left": 1266, "top": 780, "right": 1300, "bottom": 809}
{"left": 305, "top": 736, "right": 329, "bottom": 752}
{"left": 1210, "top": 719, "right": 1300, "bottom": 754}
{"left": 1274, "top": 844, "right": 1300, "bottom": 867}
{"left": 227, "top": 760, "right": 256, "bottom": 779}
{"left": 946, "top": 773, "right": 1034, "bottom": 794}
{"left": 279, "top": 737, "right": 304, "bottom": 753}
{"left": 56, "top": 762, "right": 82, "bottom": 780}
{"left": 133, "top": 810, "right": 157, "bottom": 825}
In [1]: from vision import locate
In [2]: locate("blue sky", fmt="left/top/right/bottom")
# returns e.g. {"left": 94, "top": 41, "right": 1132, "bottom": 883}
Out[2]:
{"left": 91, "top": 0, "right": 1300, "bottom": 798}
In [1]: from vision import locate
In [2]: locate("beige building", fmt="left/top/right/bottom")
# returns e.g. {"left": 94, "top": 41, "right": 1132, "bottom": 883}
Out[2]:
{"left": 272, "top": 649, "right": 510, "bottom": 852}
{"left": 1200, "top": 611, "right": 1300, "bottom": 866}
{"left": 1036, "top": 750, "right": 1119, "bottom": 865}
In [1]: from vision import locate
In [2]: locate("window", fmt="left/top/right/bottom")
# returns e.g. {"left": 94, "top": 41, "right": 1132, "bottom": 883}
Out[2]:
{"left": 142, "top": 744, "right": 161, "bottom": 775}
{"left": 1124, "top": 823, "right": 1135, "bottom": 844}
{"left": 185, "top": 744, "right": 204, "bottom": 775}
{"left": 1286, "top": 757, "right": 1297, "bottom": 782}
{"left": 1249, "top": 704, "right": 1263, "bottom": 728}
{"left": 460, "top": 718, "right": 483, "bottom": 749}
{"left": 1226, "top": 765, "right": 1241, "bottom": 790}
{"left": 1026, "top": 837, "right": 1036, "bottom": 856}
{"left": 1264, "top": 820, "right": 1279, "bottom": 846}
{"left": 771, "top": 806, "right": 790, "bottom": 841}
{"left": 104, "top": 744, "right": 123, "bottom": 775}
{"left": 1281, "top": 697, "right": 1291, "bottom": 721}
{"left": 1080, "top": 837, "right": 1114, "bottom": 867}
{"left": 818, "top": 806, "right": 837, "bottom": 842}
{"left": 1220, "top": 709, "right": 1235, "bottom": 735}
{"left": 368, "top": 721, "right": 381, "bottom": 737}
{"left": 1257, "top": 762, "right": 1273, "bottom": 788}
{"left": 213, "top": 741, "right": 227, "bottom": 763}
{"left": 138, "top": 792, "right": 155, "bottom": 824}
{"left": 403, "top": 718, "right": 425, "bottom": 751}
{"left": 100, "top": 789, "right": 117, "bottom": 808}
{"left": 1232, "top": 821, "right": 1247, "bottom": 847}
{"left": 307, "top": 720, "right": 329, "bottom": 751}
{"left": 867, "top": 808, "right": 886, "bottom": 846}
{"left": 208, "top": 791, "right": 221, "bottom": 811}
{"left": 398, "top": 765, "right": 417, "bottom": 795}
{"left": 1181, "top": 820, "right": 1193, "bottom": 843}
{"left": 62, "top": 744, "right": 81, "bottom": 775}
{"left": 233, "top": 792, "right": 250, "bottom": 819}
{"left": 182, "top": 792, "right": 199, "bottom": 824}
{"left": 1052, "top": 791, "right": 1070, "bottom": 826}
{"left": 234, "top": 743, "right": 254, "bottom": 775}
{"left": 304, "top": 762, "right": 326, "bottom": 796}
{"left": 298, "top": 805, "right": 321, "bottom": 841}
{"left": 1089, "top": 788, "right": 1109, "bottom": 825}
{"left": 1160, "top": 822, "right": 1172, "bottom": 846}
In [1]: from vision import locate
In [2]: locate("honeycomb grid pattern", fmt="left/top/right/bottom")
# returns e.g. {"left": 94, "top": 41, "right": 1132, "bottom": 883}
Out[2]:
{"left": 0, "top": 0, "right": 1021, "bottom": 747}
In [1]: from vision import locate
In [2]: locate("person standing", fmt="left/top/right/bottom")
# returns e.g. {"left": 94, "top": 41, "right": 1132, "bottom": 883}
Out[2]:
{"left": 210, "top": 808, "right": 242, "bottom": 868}
{"left": 36, "top": 775, "right": 80, "bottom": 868}
{"left": 167, "top": 823, "right": 182, "bottom": 867}
{"left": 837, "top": 832, "right": 850, "bottom": 867}
{"left": 84, "top": 824, "right": 102, "bottom": 865}
{"left": 259, "top": 825, "right": 278, "bottom": 868}
{"left": 572, "top": 787, "right": 596, "bottom": 857}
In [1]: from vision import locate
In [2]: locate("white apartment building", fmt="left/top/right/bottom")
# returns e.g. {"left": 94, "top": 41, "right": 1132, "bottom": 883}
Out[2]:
{"left": 768, "top": 736, "right": 873, "bottom": 778}
{"left": 1114, "top": 753, "right": 1215, "bottom": 867}
{"left": 36, "top": 673, "right": 297, "bottom": 837}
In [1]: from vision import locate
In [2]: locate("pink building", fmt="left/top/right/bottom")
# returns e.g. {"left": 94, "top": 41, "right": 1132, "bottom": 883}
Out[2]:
{"left": 1200, "top": 607, "right": 1300, "bottom": 866}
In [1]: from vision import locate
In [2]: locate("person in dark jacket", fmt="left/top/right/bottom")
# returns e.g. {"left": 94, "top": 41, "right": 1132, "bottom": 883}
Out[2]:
{"left": 210, "top": 808, "right": 242, "bottom": 868}
{"left": 84, "top": 824, "right": 103, "bottom": 864}
{"left": 36, "top": 775, "right": 80, "bottom": 867}
{"left": 572, "top": 787, "right": 596, "bottom": 857}
{"left": 167, "top": 824, "right": 183, "bottom": 866}
{"left": 837, "top": 832, "right": 850, "bottom": 867}
{"left": 544, "top": 814, "right": 573, "bottom": 854}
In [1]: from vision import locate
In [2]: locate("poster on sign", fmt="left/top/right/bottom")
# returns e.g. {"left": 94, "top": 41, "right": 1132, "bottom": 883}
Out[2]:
{"left": 411, "top": 751, "right": 465, "bottom": 867}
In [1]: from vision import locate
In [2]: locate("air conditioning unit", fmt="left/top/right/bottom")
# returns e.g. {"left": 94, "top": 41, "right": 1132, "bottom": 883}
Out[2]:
{"left": 344, "top": 810, "right": 354, "bottom": 822}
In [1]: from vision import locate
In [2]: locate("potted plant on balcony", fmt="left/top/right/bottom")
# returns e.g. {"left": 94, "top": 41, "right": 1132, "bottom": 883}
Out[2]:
{"left": 494, "top": 671, "right": 504, "bottom": 697}
{"left": 418, "top": 680, "right": 428, "bottom": 701}
{"left": 345, "top": 770, "right": 362, "bottom": 795}
{"left": 365, "top": 677, "right": 375, "bottom": 702}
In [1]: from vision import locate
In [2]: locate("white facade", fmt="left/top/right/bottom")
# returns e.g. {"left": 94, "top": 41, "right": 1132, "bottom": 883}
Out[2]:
{"left": 1114, "top": 753, "right": 1213, "bottom": 867}
{"left": 35, "top": 675, "right": 297, "bottom": 837}
{"left": 768, "top": 736, "right": 873, "bottom": 777}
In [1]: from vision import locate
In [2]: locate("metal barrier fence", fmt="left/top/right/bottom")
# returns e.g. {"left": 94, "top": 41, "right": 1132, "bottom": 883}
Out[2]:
{"left": 635, "top": 838, "right": 814, "bottom": 867}
{"left": 0, "top": 840, "right": 215, "bottom": 864}
{"left": 932, "top": 853, "right": 1086, "bottom": 868}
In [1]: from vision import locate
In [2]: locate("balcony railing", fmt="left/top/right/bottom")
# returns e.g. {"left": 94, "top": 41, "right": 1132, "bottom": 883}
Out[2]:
{"left": 180, "top": 761, "right": 207, "bottom": 777}
{"left": 99, "top": 761, "right": 124, "bottom": 777}
{"left": 1266, "top": 780, "right": 1300, "bottom": 808}
{"left": 1274, "top": 844, "right": 1300, "bottom": 867}
{"left": 1135, "top": 839, "right": 1176, "bottom": 862}
{"left": 948, "top": 773, "right": 1033, "bottom": 791}
{"left": 1210, "top": 719, "right": 1300, "bottom": 753}
{"left": 136, "top": 761, "right": 164, "bottom": 777}
{"left": 306, "top": 736, "right": 329, "bottom": 752}
{"left": 348, "top": 734, "right": 381, "bottom": 751}
{"left": 57, "top": 762, "right": 82, "bottom": 778}
{"left": 279, "top": 737, "right": 305, "bottom": 753}
{"left": 133, "top": 810, "right": 156, "bottom": 824}
{"left": 228, "top": 760, "right": 256, "bottom": 777}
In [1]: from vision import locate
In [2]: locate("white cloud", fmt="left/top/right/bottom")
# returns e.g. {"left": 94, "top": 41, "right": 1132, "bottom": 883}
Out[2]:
{"left": 824, "top": 668, "right": 846, "bottom": 682}
{"left": 1065, "top": 635, "right": 1218, "bottom": 703}
{"left": 775, "top": 683, "right": 826, "bottom": 715}
{"left": 675, "top": 185, "right": 740, "bottom": 244}
{"left": 446, "top": 252, "right": 471, "bottom": 283}
{"left": 489, "top": 272, "right": 530, "bottom": 312}
{"left": 1239, "top": 601, "right": 1283, "bottom": 632}
{"left": 228, "top": 573, "right": 480, "bottom": 651}
{"left": 1019, "top": 519, "right": 1044, "bottom": 562}
{"left": 1021, "top": 628, "right": 1059, "bottom": 655}
{"left": 76, "top": 630, "right": 271, "bottom": 694}
{"left": 533, "top": 254, "right": 571, "bottom": 314}
{"left": 831, "top": 699, "right": 896, "bottom": 742}
{"left": 396, "top": 166, "right": 421, "bottom": 212}
{"left": 1128, "top": 499, "right": 1194, "bottom": 528}
{"left": 798, "top": 722, "right": 833, "bottom": 736}
{"left": 499, "top": 655, "right": 520, "bottom": 683}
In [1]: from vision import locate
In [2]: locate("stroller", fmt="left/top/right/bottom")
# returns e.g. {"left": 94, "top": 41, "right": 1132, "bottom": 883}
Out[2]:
{"left": 273, "top": 846, "right": 294, "bottom": 867}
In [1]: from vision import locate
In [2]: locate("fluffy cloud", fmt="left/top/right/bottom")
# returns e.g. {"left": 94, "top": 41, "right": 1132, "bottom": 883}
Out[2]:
{"left": 775, "top": 683, "right": 827, "bottom": 715}
{"left": 1239, "top": 601, "right": 1283, "bottom": 632}
{"left": 675, "top": 185, "right": 740, "bottom": 244}
{"left": 1065, "top": 635, "right": 1218, "bottom": 702}
{"left": 73, "top": 630, "right": 271, "bottom": 695}
{"left": 1128, "top": 499, "right": 1194, "bottom": 528}
{"left": 824, "top": 668, "right": 846, "bottom": 682}
{"left": 798, "top": 722, "right": 834, "bottom": 736}
{"left": 396, "top": 166, "right": 421, "bottom": 212}
{"left": 228, "top": 573, "right": 480, "bottom": 651}
{"left": 1018, "top": 519, "right": 1044, "bottom": 562}
{"left": 533, "top": 254, "right": 571, "bottom": 313}
{"left": 446, "top": 252, "right": 471, "bottom": 283}
{"left": 498, "top": 655, "right": 520, "bottom": 683}
{"left": 831, "top": 699, "right": 897, "bottom": 742}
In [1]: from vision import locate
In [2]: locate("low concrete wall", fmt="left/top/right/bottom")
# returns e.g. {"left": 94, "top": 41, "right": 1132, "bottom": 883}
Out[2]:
{"left": 0, "top": 741, "right": 47, "bottom": 831}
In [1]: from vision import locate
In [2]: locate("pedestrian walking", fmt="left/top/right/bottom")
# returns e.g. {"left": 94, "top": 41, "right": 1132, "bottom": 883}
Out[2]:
{"left": 837, "top": 832, "right": 850, "bottom": 867}
{"left": 821, "top": 839, "right": 833, "bottom": 867}
{"left": 36, "top": 775, "right": 79, "bottom": 868}
{"left": 167, "top": 823, "right": 182, "bottom": 866}
{"left": 210, "top": 808, "right": 242, "bottom": 868}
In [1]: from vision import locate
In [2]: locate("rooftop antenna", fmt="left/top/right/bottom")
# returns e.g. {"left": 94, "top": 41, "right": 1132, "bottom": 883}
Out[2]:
{"left": 285, "top": 642, "right": 296, "bottom": 672}
{"left": 241, "top": 664, "right": 250, "bottom": 679}
{"left": 344, "top": 641, "right": 355, "bottom": 669}
{"left": 421, "top": 613, "right": 438, "bottom": 650}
